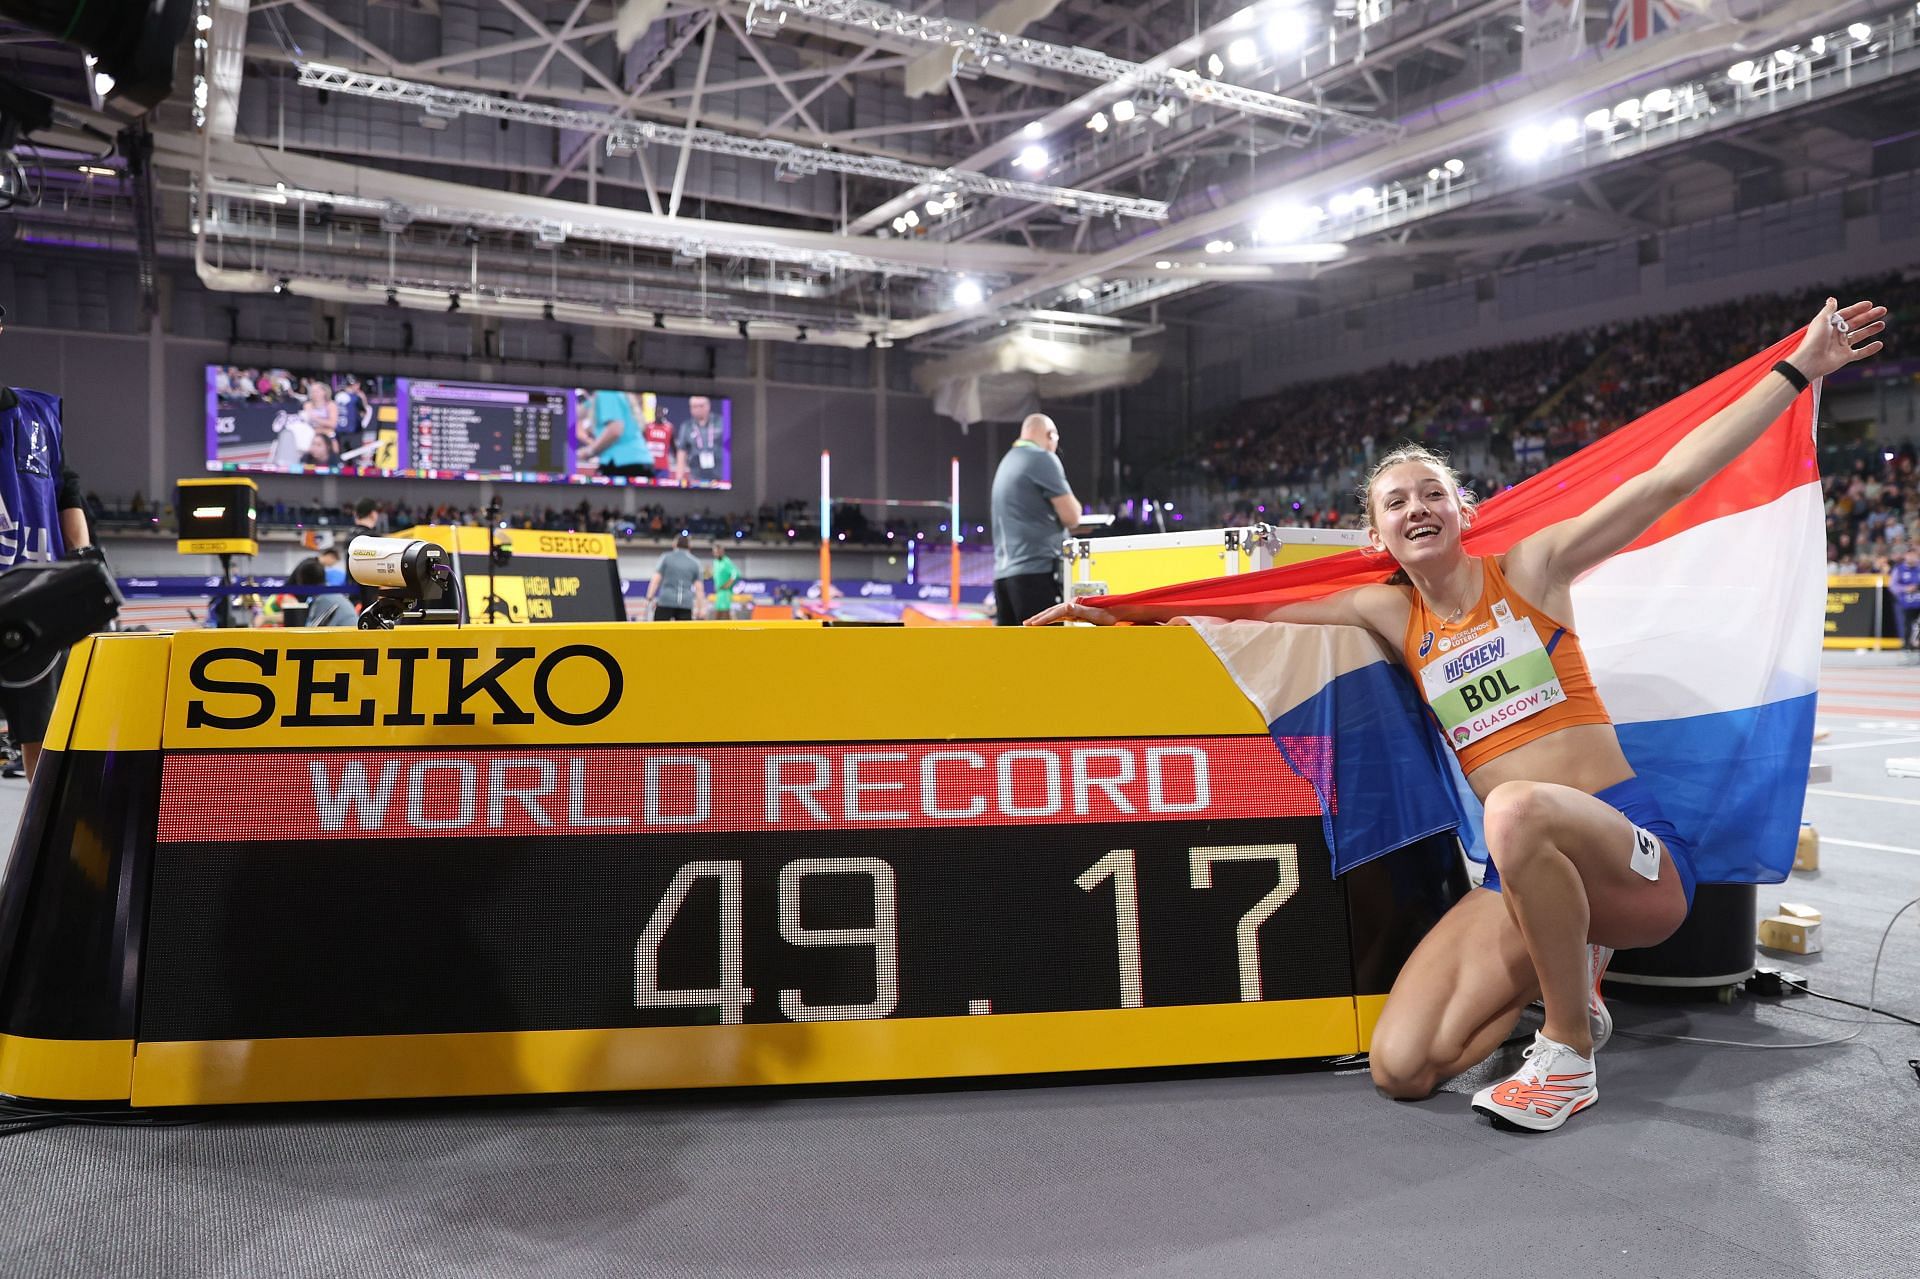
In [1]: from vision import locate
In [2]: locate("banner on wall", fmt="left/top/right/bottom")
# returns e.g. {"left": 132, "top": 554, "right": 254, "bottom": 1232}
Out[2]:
{"left": 1522, "top": 0, "right": 1585, "bottom": 75}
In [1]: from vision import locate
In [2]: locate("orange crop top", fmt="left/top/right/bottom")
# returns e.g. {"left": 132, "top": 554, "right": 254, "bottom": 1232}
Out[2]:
{"left": 1399, "top": 555, "right": 1612, "bottom": 774}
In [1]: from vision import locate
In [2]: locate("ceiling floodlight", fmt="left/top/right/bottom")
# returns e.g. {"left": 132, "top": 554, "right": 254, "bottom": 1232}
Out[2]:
{"left": 1549, "top": 116, "right": 1579, "bottom": 145}
{"left": 1256, "top": 203, "right": 1316, "bottom": 241}
{"left": 1087, "top": 111, "right": 1109, "bottom": 132}
{"left": 1206, "top": 53, "right": 1225, "bottom": 75}
{"left": 1150, "top": 101, "right": 1175, "bottom": 126}
{"left": 1509, "top": 124, "right": 1551, "bottom": 162}
{"left": 1847, "top": 22, "right": 1871, "bottom": 39}
{"left": 1772, "top": 49, "right": 1795, "bottom": 67}
{"left": 1077, "top": 287, "right": 1095, "bottom": 300}
{"left": 1112, "top": 99, "right": 1137, "bottom": 123}
{"left": 1267, "top": 11, "right": 1310, "bottom": 52}
{"left": 953, "top": 278, "right": 985, "bottom": 306}
{"left": 926, "top": 199, "right": 943, "bottom": 216}
{"left": 1613, "top": 97, "right": 1643, "bottom": 121}
{"left": 903, "top": 209, "right": 920, "bottom": 227}
{"left": 1328, "top": 192, "right": 1355, "bottom": 216}
{"left": 892, "top": 216, "right": 908, "bottom": 233}
{"left": 1444, "top": 158, "right": 1465, "bottom": 175}
{"left": 1427, "top": 167, "right": 1442, "bottom": 180}
{"left": 1810, "top": 35, "right": 1826, "bottom": 56}
{"left": 1154, "top": 260, "right": 1173, "bottom": 269}
{"left": 1585, "top": 107, "right": 1613, "bottom": 130}
{"left": 1227, "top": 37, "right": 1259, "bottom": 67}
{"left": 1023, "top": 120, "right": 1044, "bottom": 137}
{"left": 1728, "top": 59, "right": 1758, "bottom": 82}
{"left": 1640, "top": 87, "right": 1674, "bottom": 113}
{"left": 1014, "top": 144, "right": 1048, "bottom": 170}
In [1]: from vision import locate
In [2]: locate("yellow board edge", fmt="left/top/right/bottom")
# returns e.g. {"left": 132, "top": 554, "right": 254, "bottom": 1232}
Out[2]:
{"left": 131, "top": 999, "right": 1360, "bottom": 1106}
{"left": 0, "top": 1035, "right": 135, "bottom": 1102}
{"left": 69, "top": 634, "right": 172, "bottom": 752}
{"left": 1354, "top": 993, "right": 1388, "bottom": 1052}
{"left": 41, "top": 635, "right": 95, "bottom": 752}
{"left": 1821, "top": 637, "right": 1904, "bottom": 650}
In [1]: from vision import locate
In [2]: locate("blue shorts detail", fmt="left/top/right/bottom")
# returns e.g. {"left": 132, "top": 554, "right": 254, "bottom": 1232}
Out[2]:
{"left": 1480, "top": 776, "right": 1697, "bottom": 911}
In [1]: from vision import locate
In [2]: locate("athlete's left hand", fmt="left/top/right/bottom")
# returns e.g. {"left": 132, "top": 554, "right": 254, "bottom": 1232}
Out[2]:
{"left": 1790, "top": 298, "right": 1888, "bottom": 380}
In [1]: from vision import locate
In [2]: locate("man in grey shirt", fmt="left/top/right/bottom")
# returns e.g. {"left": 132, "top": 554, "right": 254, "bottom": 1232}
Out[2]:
{"left": 989, "top": 413, "right": 1082, "bottom": 625}
{"left": 646, "top": 533, "right": 705, "bottom": 621}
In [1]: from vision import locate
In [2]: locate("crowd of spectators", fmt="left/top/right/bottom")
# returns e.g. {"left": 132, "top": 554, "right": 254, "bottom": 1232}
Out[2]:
{"left": 1178, "top": 269, "right": 1920, "bottom": 570}
{"left": 83, "top": 493, "right": 949, "bottom": 546}
{"left": 1825, "top": 440, "right": 1918, "bottom": 576}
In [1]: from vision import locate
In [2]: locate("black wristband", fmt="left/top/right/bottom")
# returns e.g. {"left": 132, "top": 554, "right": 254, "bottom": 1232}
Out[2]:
{"left": 1773, "top": 360, "right": 1810, "bottom": 393}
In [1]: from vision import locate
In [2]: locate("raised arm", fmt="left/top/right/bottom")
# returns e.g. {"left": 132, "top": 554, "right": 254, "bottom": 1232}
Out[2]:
{"left": 1025, "top": 581, "right": 1407, "bottom": 645}
{"left": 1517, "top": 297, "right": 1886, "bottom": 585}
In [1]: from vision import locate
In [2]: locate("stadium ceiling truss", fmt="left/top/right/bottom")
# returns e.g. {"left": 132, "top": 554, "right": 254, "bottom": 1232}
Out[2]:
{"left": 5, "top": 0, "right": 1917, "bottom": 345}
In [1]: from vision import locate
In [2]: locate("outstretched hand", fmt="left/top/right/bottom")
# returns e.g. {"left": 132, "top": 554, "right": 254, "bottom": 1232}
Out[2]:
{"left": 1791, "top": 298, "right": 1888, "bottom": 380}
{"left": 1025, "top": 599, "right": 1118, "bottom": 626}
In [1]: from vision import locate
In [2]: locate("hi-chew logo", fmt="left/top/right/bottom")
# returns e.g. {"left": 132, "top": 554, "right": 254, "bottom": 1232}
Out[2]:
{"left": 1442, "top": 636, "right": 1505, "bottom": 684}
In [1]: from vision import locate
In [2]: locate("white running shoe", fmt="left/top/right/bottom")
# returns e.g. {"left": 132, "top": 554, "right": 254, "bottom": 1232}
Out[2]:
{"left": 1471, "top": 1032, "right": 1598, "bottom": 1132}
{"left": 1588, "top": 943, "right": 1614, "bottom": 1053}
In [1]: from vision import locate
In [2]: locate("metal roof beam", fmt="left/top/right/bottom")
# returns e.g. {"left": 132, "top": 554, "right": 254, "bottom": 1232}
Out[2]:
{"left": 295, "top": 62, "right": 1171, "bottom": 220}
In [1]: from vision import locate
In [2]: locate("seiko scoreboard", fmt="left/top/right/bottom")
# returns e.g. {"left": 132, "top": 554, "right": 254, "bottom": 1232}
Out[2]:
{"left": 0, "top": 627, "right": 1464, "bottom": 1107}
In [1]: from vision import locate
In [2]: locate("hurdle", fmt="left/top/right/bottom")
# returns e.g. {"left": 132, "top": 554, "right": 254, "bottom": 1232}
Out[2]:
{"left": 818, "top": 451, "right": 963, "bottom": 611}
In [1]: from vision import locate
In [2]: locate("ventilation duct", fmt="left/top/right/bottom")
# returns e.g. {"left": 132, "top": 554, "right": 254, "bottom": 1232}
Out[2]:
{"left": 915, "top": 323, "right": 1159, "bottom": 426}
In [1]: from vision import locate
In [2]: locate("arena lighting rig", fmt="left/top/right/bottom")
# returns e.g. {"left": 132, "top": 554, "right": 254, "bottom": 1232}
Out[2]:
{"left": 291, "top": 63, "right": 1169, "bottom": 224}
{"left": 744, "top": 0, "right": 1397, "bottom": 139}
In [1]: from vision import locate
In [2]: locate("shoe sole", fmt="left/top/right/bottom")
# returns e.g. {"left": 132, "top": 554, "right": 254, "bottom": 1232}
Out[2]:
{"left": 1472, "top": 1090, "right": 1598, "bottom": 1133}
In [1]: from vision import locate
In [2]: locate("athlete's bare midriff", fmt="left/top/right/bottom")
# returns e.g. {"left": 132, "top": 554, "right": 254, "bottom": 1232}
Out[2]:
{"left": 1458, "top": 721, "right": 1637, "bottom": 804}
{"left": 1359, "top": 582, "right": 1637, "bottom": 803}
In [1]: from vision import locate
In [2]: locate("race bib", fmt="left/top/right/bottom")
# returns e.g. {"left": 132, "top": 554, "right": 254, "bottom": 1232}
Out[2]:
{"left": 1418, "top": 612, "right": 1565, "bottom": 752}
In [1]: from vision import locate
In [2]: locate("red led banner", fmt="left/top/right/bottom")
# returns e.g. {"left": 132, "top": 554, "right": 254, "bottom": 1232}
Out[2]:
{"left": 156, "top": 736, "right": 1325, "bottom": 843}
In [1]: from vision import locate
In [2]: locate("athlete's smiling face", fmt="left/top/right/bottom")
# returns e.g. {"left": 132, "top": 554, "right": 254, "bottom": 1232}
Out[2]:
{"left": 1369, "top": 461, "right": 1467, "bottom": 564}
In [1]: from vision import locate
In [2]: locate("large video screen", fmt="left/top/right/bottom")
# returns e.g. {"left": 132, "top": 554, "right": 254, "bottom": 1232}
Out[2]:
{"left": 205, "top": 366, "right": 732, "bottom": 488}
{"left": 207, "top": 367, "right": 401, "bottom": 474}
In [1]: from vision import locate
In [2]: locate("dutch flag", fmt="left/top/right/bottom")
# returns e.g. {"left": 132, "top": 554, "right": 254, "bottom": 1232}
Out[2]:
{"left": 1102, "top": 331, "right": 1823, "bottom": 884}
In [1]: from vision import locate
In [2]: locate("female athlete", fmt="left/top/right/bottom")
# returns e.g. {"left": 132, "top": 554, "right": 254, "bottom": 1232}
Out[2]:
{"left": 1027, "top": 298, "right": 1886, "bottom": 1130}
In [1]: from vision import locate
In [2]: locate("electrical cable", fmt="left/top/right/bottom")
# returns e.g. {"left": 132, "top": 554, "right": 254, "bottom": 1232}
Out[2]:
{"left": 1613, "top": 895, "right": 1919, "bottom": 1052}
{"left": 0, "top": 1102, "right": 201, "bottom": 1142}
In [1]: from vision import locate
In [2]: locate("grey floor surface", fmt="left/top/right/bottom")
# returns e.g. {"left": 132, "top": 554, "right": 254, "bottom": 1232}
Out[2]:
{"left": 2, "top": 654, "right": 1918, "bottom": 1277}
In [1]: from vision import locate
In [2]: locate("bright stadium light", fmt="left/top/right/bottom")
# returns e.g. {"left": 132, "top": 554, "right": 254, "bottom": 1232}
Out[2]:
{"left": 1256, "top": 203, "right": 1316, "bottom": 241}
{"left": 1549, "top": 116, "right": 1579, "bottom": 145}
{"left": 1267, "top": 10, "right": 1310, "bottom": 52}
{"left": 1848, "top": 22, "right": 1871, "bottom": 39}
{"left": 1227, "top": 37, "right": 1259, "bottom": 67}
{"left": 1111, "top": 99, "right": 1137, "bottom": 123}
{"left": 1728, "top": 59, "right": 1758, "bottom": 82}
{"left": 1585, "top": 107, "right": 1613, "bottom": 130}
{"left": 1014, "top": 144, "right": 1048, "bottom": 170}
{"left": 953, "top": 278, "right": 985, "bottom": 306}
{"left": 1023, "top": 120, "right": 1045, "bottom": 137}
{"left": 1444, "top": 158, "right": 1465, "bottom": 175}
{"left": 1640, "top": 87, "right": 1674, "bottom": 113}
{"left": 1509, "top": 124, "right": 1551, "bottom": 161}
{"left": 1087, "top": 111, "right": 1109, "bottom": 132}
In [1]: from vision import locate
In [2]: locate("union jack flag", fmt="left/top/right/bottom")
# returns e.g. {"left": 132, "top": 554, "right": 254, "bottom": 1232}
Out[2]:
{"left": 1603, "top": 0, "right": 1685, "bottom": 49}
